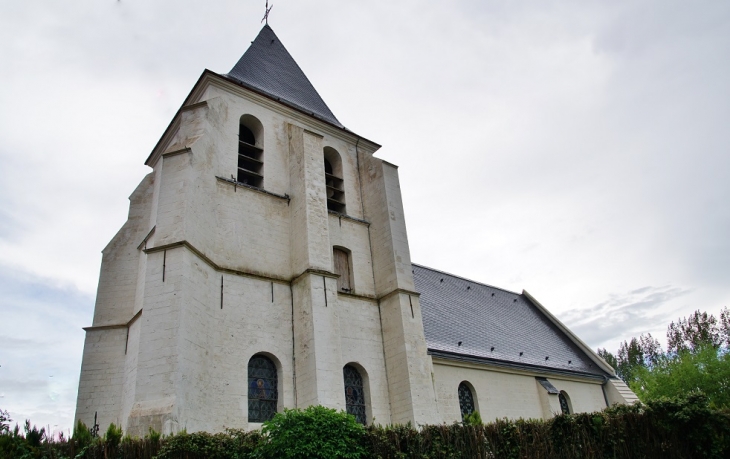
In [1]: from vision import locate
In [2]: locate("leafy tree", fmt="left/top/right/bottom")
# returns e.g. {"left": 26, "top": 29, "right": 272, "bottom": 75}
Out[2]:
{"left": 0, "top": 409, "right": 10, "bottom": 435}
{"left": 631, "top": 346, "right": 730, "bottom": 409}
{"left": 23, "top": 419, "right": 45, "bottom": 448}
{"left": 613, "top": 333, "right": 662, "bottom": 384}
{"left": 597, "top": 348, "right": 618, "bottom": 370}
{"left": 601, "top": 307, "right": 730, "bottom": 409}
{"left": 259, "top": 405, "right": 366, "bottom": 459}
{"left": 667, "top": 309, "right": 723, "bottom": 353}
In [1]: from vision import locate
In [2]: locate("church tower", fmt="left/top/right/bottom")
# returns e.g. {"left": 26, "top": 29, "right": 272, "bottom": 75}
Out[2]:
{"left": 75, "top": 25, "right": 440, "bottom": 435}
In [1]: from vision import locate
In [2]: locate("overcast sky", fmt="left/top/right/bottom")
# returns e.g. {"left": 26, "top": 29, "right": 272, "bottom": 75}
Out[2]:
{"left": 1, "top": 0, "right": 728, "bottom": 435}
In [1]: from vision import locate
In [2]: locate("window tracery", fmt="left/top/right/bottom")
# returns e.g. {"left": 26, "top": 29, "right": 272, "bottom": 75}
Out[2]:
{"left": 343, "top": 365, "right": 366, "bottom": 424}
{"left": 248, "top": 354, "right": 278, "bottom": 422}
{"left": 458, "top": 382, "right": 475, "bottom": 420}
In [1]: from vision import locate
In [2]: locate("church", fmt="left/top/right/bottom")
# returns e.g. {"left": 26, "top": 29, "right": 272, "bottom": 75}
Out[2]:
{"left": 75, "top": 24, "right": 637, "bottom": 436}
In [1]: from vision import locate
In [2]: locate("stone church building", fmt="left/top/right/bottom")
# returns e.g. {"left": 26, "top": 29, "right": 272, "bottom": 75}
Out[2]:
{"left": 75, "top": 25, "right": 637, "bottom": 435}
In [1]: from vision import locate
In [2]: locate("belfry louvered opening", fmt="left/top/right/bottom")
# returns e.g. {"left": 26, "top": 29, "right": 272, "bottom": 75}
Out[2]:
{"left": 237, "top": 115, "right": 264, "bottom": 188}
{"left": 324, "top": 146, "right": 345, "bottom": 213}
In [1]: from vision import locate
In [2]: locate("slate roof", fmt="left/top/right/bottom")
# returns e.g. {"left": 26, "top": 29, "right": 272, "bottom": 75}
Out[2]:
{"left": 226, "top": 25, "right": 343, "bottom": 128}
{"left": 413, "top": 264, "right": 607, "bottom": 377}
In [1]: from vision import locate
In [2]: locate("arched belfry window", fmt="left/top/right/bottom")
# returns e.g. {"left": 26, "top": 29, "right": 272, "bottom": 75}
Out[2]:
{"left": 343, "top": 365, "right": 366, "bottom": 424}
{"left": 333, "top": 247, "right": 352, "bottom": 293}
{"left": 559, "top": 391, "right": 571, "bottom": 415}
{"left": 237, "top": 115, "right": 264, "bottom": 188}
{"left": 458, "top": 382, "right": 476, "bottom": 420}
{"left": 248, "top": 354, "right": 277, "bottom": 422}
{"left": 324, "top": 147, "right": 345, "bottom": 213}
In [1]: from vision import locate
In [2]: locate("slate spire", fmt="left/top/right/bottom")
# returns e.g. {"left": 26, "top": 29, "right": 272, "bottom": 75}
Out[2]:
{"left": 227, "top": 25, "right": 343, "bottom": 128}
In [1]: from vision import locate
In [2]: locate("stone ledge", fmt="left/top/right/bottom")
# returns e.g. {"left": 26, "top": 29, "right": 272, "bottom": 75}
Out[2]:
{"left": 215, "top": 176, "right": 290, "bottom": 202}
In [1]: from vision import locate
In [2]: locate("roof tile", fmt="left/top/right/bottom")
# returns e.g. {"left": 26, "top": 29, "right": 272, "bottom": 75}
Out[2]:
{"left": 413, "top": 264, "right": 605, "bottom": 376}
{"left": 227, "top": 25, "right": 343, "bottom": 128}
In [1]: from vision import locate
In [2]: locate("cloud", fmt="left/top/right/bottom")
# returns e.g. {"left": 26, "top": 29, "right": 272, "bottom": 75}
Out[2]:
{"left": 562, "top": 285, "right": 692, "bottom": 350}
{"left": 0, "top": 263, "right": 93, "bottom": 433}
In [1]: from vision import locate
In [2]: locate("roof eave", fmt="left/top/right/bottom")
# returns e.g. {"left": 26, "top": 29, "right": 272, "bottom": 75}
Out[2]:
{"left": 145, "top": 69, "right": 381, "bottom": 168}
{"left": 428, "top": 349, "right": 608, "bottom": 381}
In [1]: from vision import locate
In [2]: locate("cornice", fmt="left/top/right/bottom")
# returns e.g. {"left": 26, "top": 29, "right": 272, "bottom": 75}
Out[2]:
{"left": 327, "top": 210, "right": 370, "bottom": 227}
{"left": 378, "top": 288, "right": 421, "bottom": 303}
{"left": 429, "top": 350, "right": 607, "bottom": 383}
{"left": 144, "top": 240, "right": 291, "bottom": 285}
{"left": 84, "top": 309, "right": 143, "bottom": 332}
{"left": 215, "top": 176, "right": 290, "bottom": 202}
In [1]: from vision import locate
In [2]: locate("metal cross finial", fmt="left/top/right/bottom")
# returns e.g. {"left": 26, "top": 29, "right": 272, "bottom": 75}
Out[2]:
{"left": 261, "top": 0, "right": 273, "bottom": 24}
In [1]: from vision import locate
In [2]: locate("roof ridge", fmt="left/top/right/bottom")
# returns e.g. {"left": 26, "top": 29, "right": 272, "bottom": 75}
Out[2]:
{"left": 412, "top": 263, "right": 520, "bottom": 295}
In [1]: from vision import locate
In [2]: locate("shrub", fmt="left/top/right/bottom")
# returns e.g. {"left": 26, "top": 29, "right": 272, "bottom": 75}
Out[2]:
{"left": 73, "top": 418, "right": 92, "bottom": 449}
{"left": 463, "top": 410, "right": 483, "bottom": 426}
{"left": 147, "top": 425, "right": 161, "bottom": 443}
{"left": 155, "top": 428, "right": 262, "bottom": 459}
{"left": 105, "top": 422, "right": 123, "bottom": 448}
{"left": 259, "top": 405, "right": 366, "bottom": 459}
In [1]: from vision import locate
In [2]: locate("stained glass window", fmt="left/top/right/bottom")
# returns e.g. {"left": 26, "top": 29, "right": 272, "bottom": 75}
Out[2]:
{"left": 559, "top": 392, "right": 571, "bottom": 415}
{"left": 248, "top": 355, "right": 278, "bottom": 422}
{"left": 343, "top": 365, "right": 366, "bottom": 424}
{"left": 458, "top": 382, "right": 475, "bottom": 420}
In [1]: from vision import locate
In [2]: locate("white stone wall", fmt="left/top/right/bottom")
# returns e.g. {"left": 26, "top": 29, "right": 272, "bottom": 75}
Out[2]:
{"left": 327, "top": 214, "right": 375, "bottom": 297}
{"left": 338, "top": 295, "right": 391, "bottom": 425}
{"left": 432, "top": 360, "right": 609, "bottom": 423}
{"left": 75, "top": 328, "right": 127, "bottom": 429}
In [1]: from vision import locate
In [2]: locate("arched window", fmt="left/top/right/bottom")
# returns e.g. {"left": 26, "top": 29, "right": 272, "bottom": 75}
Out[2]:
{"left": 248, "top": 354, "right": 277, "bottom": 422}
{"left": 458, "top": 382, "right": 476, "bottom": 420}
{"left": 343, "top": 365, "right": 366, "bottom": 424}
{"left": 559, "top": 391, "right": 571, "bottom": 415}
{"left": 333, "top": 247, "right": 352, "bottom": 292}
{"left": 237, "top": 115, "right": 264, "bottom": 188}
{"left": 324, "top": 147, "right": 345, "bottom": 213}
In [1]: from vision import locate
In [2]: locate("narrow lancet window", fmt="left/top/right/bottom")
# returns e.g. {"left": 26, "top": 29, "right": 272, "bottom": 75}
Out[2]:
{"left": 458, "top": 382, "right": 475, "bottom": 420}
{"left": 343, "top": 365, "right": 366, "bottom": 424}
{"left": 559, "top": 391, "right": 571, "bottom": 414}
{"left": 248, "top": 354, "right": 278, "bottom": 422}
{"left": 238, "top": 115, "right": 264, "bottom": 188}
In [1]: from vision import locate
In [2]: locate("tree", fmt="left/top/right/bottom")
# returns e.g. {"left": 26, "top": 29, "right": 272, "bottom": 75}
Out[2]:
{"left": 599, "top": 307, "right": 730, "bottom": 409}
{"left": 611, "top": 333, "right": 662, "bottom": 384}
{"left": 667, "top": 309, "right": 723, "bottom": 353}
{"left": 597, "top": 348, "right": 617, "bottom": 370}
{"left": 0, "top": 409, "right": 10, "bottom": 435}
{"left": 631, "top": 345, "right": 730, "bottom": 409}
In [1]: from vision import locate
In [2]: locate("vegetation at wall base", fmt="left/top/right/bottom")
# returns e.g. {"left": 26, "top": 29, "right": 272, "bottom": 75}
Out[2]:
{"left": 2, "top": 394, "right": 729, "bottom": 458}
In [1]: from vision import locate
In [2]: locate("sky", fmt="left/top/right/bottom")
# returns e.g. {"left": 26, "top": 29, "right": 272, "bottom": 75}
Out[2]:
{"left": 1, "top": 0, "right": 728, "bottom": 435}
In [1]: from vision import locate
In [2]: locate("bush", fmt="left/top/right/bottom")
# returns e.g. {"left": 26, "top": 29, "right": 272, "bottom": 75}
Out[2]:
{"left": 156, "top": 429, "right": 262, "bottom": 459}
{"left": 259, "top": 405, "right": 366, "bottom": 459}
{"left": 463, "top": 410, "right": 483, "bottom": 426}
{"left": 105, "top": 422, "right": 123, "bottom": 449}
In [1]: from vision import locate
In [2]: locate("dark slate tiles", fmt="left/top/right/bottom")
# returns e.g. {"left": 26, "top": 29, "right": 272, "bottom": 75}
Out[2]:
{"left": 227, "top": 25, "right": 343, "bottom": 128}
{"left": 413, "top": 264, "right": 605, "bottom": 376}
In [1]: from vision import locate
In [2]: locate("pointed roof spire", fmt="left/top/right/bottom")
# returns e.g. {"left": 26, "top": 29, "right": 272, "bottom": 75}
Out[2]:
{"left": 227, "top": 25, "right": 343, "bottom": 128}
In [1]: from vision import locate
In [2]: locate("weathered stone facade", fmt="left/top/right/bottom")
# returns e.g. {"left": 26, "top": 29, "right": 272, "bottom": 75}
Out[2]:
{"left": 75, "top": 25, "right": 637, "bottom": 436}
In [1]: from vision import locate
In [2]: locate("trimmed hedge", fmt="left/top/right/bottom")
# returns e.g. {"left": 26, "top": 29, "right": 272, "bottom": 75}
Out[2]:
{"left": 2, "top": 393, "right": 729, "bottom": 458}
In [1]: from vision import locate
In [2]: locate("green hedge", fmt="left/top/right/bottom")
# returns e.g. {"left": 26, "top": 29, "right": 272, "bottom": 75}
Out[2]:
{"left": 2, "top": 393, "right": 729, "bottom": 459}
